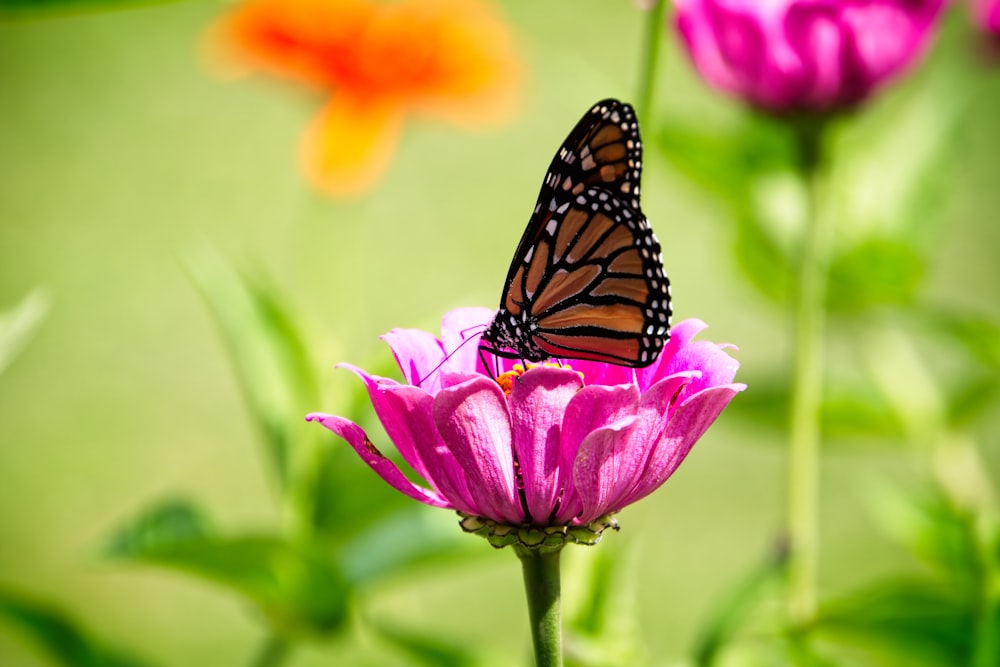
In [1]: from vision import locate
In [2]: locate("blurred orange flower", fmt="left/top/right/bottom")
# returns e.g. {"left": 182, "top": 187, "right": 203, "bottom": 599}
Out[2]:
{"left": 211, "top": 0, "right": 520, "bottom": 196}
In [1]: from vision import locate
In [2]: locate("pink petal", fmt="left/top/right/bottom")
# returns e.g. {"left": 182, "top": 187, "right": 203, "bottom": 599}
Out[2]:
{"left": 432, "top": 377, "right": 523, "bottom": 524}
{"left": 381, "top": 327, "right": 447, "bottom": 391}
{"left": 664, "top": 339, "right": 741, "bottom": 400}
{"left": 441, "top": 307, "right": 494, "bottom": 375}
{"left": 508, "top": 367, "right": 584, "bottom": 524}
{"left": 339, "top": 363, "right": 480, "bottom": 513}
{"left": 636, "top": 318, "right": 709, "bottom": 389}
{"left": 619, "top": 383, "right": 746, "bottom": 508}
{"left": 306, "top": 413, "right": 452, "bottom": 509}
{"left": 555, "top": 383, "right": 640, "bottom": 523}
{"left": 571, "top": 416, "right": 640, "bottom": 524}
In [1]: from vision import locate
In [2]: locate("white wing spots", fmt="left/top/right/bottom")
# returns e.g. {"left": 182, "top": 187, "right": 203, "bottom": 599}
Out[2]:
{"left": 556, "top": 201, "right": 570, "bottom": 214}
{"left": 545, "top": 218, "right": 558, "bottom": 236}
{"left": 576, "top": 195, "right": 587, "bottom": 205}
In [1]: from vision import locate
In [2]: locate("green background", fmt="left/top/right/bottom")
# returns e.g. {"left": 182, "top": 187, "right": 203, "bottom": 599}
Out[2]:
{"left": 2, "top": 1, "right": 999, "bottom": 665}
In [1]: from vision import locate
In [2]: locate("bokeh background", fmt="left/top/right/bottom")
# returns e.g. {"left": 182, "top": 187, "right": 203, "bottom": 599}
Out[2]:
{"left": 1, "top": 1, "right": 999, "bottom": 665}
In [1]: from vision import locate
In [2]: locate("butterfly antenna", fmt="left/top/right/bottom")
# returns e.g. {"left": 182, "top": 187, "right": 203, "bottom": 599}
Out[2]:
{"left": 414, "top": 324, "right": 488, "bottom": 387}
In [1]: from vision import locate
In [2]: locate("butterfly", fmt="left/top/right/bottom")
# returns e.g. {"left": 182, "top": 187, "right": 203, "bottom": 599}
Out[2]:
{"left": 479, "top": 98, "right": 672, "bottom": 369}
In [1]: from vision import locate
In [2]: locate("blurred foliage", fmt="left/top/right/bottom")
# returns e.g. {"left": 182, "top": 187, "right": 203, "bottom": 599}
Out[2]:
{"left": 2, "top": 0, "right": 1000, "bottom": 666}
{"left": 0, "top": 588, "right": 152, "bottom": 667}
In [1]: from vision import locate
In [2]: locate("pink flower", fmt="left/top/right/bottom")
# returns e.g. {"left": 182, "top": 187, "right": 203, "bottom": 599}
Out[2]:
{"left": 973, "top": 0, "right": 1000, "bottom": 36}
{"left": 307, "top": 308, "right": 745, "bottom": 547}
{"left": 673, "top": 0, "right": 946, "bottom": 113}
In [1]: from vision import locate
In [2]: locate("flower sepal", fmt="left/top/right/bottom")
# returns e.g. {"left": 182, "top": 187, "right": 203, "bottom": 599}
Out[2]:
{"left": 458, "top": 512, "right": 620, "bottom": 553}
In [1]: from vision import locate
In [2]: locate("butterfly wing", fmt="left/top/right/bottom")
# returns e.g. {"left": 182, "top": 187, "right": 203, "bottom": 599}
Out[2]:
{"left": 500, "top": 99, "right": 644, "bottom": 291}
{"left": 500, "top": 187, "right": 670, "bottom": 366}
{"left": 483, "top": 99, "right": 671, "bottom": 368}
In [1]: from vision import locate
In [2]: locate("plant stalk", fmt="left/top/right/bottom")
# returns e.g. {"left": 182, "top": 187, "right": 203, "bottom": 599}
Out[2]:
{"left": 636, "top": 0, "right": 668, "bottom": 126}
{"left": 517, "top": 547, "right": 563, "bottom": 667}
{"left": 786, "top": 125, "right": 830, "bottom": 628}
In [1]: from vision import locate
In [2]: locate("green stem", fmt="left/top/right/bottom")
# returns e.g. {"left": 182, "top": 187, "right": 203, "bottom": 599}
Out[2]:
{"left": 636, "top": 0, "right": 668, "bottom": 126}
{"left": 516, "top": 547, "right": 563, "bottom": 667}
{"left": 250, "top": 635, "right": 291, "bottom": 667}
{"left": 786, "top": 124, "right": 830, "bottom": 628}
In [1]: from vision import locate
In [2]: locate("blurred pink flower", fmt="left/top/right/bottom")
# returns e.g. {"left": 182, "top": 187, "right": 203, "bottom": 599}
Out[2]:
{"left": 307, "top": 308, "right": 744, "bottom": 546}
{"left": 973, "top": 0, "right": 1000, "bottom": 36}
{"left": 673, "top": 0, "right": 946, "bottom": 113}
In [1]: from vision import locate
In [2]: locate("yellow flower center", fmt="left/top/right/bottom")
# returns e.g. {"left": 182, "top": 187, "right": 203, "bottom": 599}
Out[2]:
{"left": 495, "top": 362, "right": 581, "bottom": 397}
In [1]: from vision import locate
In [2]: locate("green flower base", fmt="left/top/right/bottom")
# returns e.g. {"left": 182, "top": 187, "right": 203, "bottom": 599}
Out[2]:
{"left": 458, "top": 512, "right": 619, "bottom": 552}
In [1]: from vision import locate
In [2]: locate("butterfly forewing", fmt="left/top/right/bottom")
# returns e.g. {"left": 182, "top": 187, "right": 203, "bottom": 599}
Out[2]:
{"left": 482, "top": 99, "right": 671, "bottom": 369}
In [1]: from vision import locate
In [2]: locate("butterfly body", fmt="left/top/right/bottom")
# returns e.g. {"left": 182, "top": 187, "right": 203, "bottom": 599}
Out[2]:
{"left": 481, "top": 99, "right": 671, "bottom": 369}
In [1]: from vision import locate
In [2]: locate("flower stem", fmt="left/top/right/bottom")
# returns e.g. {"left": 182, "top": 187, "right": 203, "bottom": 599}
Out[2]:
{"left": 786, "top": 123, "right": 830, "bottom": 628}
{"left": 516, "top": 547, "right": 563, "bottom": 667}
{"left": 636, "top": 0, "right": 668, "bottom": 126}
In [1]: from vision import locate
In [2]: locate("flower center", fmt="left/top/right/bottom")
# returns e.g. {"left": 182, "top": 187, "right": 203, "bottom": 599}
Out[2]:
{"left": 494, "top": 362, "right": 582, "bottom": 396}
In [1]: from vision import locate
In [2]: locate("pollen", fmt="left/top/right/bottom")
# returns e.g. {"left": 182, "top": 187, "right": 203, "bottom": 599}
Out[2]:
{"left": 495, "top": 362, "right": 582, "bottom": 396}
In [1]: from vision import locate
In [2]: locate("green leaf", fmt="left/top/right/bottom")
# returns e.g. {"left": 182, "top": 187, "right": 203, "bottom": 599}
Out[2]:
{"left": 691, "top": 544, "right": 787, "bottom": 667}
{"left": 369, "top": 620, "right": 489, "bottom": 667}
{"left": 564, "top": 546, "right": 645, "bottom": 667}
{"left": 913, "top": 307, "right": 1000, "bottom": 371}
{"left": 0, "top": 288, "right": 49, "bottom": 376}
{"left": 868, "top": 482, "right": 978, "bottom": 578}
{"left": 732, "top": 208, "right": 795, "bottom": 305}
{"left": 185, "top": 248, "right": 321, "bottom": 490}
{"left": 0, "top": 0, "right": 183, "bottom": 19}
{"left": 102, "top": 499, "right": 350, "bottom": 637}
{"left": 726, "top": 374, "right": 905, "bottom": 443}
{"left": 657, "top": 112, "right": 798, "bottom": 210}
{"left": 337, "top": 507, "right": 480, "bottom": 587}
{"left": 826, "top": 238, "right": 925, "bottom": 313}
{"left": 814, "top": 578, "right": 973, "bottom": 667}
{"left": 0, "top": 586, "right": 152, "bottom": 667}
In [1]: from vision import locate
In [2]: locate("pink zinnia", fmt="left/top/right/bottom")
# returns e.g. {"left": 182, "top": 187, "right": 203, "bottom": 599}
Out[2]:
{"left": 307, "top": 308, "right": 744, "bottom": 548}
{"left": 673, "top": 0, "right": 946, "bottom": 113}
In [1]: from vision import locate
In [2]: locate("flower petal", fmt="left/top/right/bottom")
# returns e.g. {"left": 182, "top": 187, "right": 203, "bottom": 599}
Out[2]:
{"left": 440, "top": 307, "right": 494, "bottom": 375}
{"left": 381, "top": 327, "right": 447, "bottom": 390}
{"left": 433, "top": 377, "right": 522, "bottom": 523}
{"left": 555, "top": 383, "right": 640, "bottom": 523}
{"left": 340, "top": 363, "right": 480, "bottom": 513}
{"left": 306, "top": 412, "right": 452, "bottom": 508}
{"left": 571, "top": 416, "right": 640, "bottom": 524}
{"left": 508, "top": 367, "right": 584, "bottom": 524}
{"left": 635, "top": 318, "right": 709, "bottom": 389}
{"left": 302, "top": 94, "right": 404, "bottom": 197}
{"left": 619, "top": 383, "right": 746, "bottom": 508}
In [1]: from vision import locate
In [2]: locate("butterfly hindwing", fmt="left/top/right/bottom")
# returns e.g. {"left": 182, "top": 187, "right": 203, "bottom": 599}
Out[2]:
{"left": 482, "top": 99, "right": 671, "bottom": 368}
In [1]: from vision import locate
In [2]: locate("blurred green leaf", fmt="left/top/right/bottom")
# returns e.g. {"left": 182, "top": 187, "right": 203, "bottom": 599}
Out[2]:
{"left": 814, "top": 578, "right": 973, "bottom": 667}
{"left": 103, "top": 498, "right": 350, "bottom": 637}
{"left": 337, "top": 507, "right": 480, "bottom": 587}
{"left": 369, "top": 620, "right": 490, "bottom": 667}
{"left": 826, "top": 239, "right": 925, "bottom": 313}
{"left": 657, "top": 112, "right": 798, "bottom": 209}
{"left": 0, "top": 0, "right": 183, "bottom": 19}
{"left": 564, "top": 546, "right": 645, "bottom": 667}
{"left": 185, "top": 248, "right": 321, "bottom": 490}
{"left": 692, "top": 543, "right": 786, "bottom": 667}
{"left": 727, "top": 374, "right": 905, "bottom": 443}
{"left": 914, "top": 307, "right": 1000, "bottom": 371}
{"left": 869, "top": 482, "right": 977, "bottom": 578}
{"left": 0, "top": 288, "right": 49, "bottom": 376}
{"left": 732, "top": 208, "right": 795, "bottom": 305}
{"left": 0, "top": 586, "right": 152, "bottom": 667}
